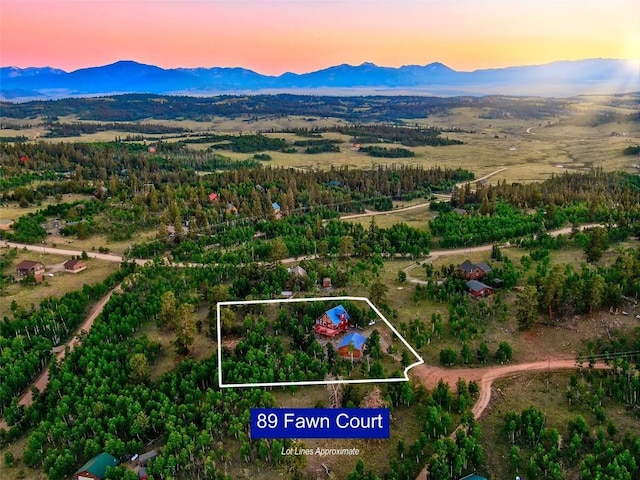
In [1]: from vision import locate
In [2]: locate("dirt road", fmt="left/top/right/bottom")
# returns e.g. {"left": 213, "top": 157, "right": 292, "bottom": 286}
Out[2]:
{"left": 340, "top": 168, "right": 509, "bottom": 220}
{"left": 0, "top": 284, "right": 122, "bottom": 430}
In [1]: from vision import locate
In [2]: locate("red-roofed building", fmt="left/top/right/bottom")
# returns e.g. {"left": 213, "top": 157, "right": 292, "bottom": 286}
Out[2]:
{"left": 209, "top": 193, "right": 218, "bottom": 202}
{"left": 64, "top": 259, "right": 87, "bottom": 273}
{"left": 15, "top": 260, "right": 45, "bottom": 283}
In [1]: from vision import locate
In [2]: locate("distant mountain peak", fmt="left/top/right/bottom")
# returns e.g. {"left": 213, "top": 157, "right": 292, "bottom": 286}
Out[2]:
{"left": 1, "top": 58, "right": 636, "bottom": 100}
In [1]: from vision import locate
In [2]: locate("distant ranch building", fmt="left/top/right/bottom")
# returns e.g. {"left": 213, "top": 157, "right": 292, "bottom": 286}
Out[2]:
{"left": 314, "top": 304, "right": 350, "bottom": 337}
{"left": 0, "top": 219, "right": 14, "bottom": 231}
{"left": 15, "top": 260, "right": 45, "bottom": 283}
{"left": 64, "top": 258, "right": 88, "bottom": 273}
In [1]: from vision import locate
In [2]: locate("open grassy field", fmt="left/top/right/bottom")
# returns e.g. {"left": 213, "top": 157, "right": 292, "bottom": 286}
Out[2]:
{"left": 4, "top": 96, "right": 638, "bottom": 184}
{"left": 0, "top": 249, "right": 120, "bottom": 318}
{"left": 0, "top": 194, "right": 95, "bottom": 222}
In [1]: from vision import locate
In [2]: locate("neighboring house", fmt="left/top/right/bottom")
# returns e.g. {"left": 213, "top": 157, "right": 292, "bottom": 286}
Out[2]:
{"left": 272, "top": 202, "right": 281, "bottom": 214}
{"left": 74, "top": 452, "right": 119, "bottom": 480}
{"left": 15, "top": 260, "right": 45, "bottom": 283}
{"left": 476, "top": 178, "right": 488, "bottom": 188}
{"left": 208, "top": 192, "right": 218, "bottom": 202}
{"left": 322, "top": 277, "right": 332, "bottom": 289}
{"left": 338, "top": 332, "right": 367, "bottom": 359}
{"left": 458, "top": 260, "right": 492, "bottom": 280}
{"left": 0, "top": 219, "right": 14, "bottom": 231}
{"left": 453, "top": 208, "right": 469, "bottom": 216}
{"left": 314, "top": 304, "right": 350, "bottom": 337}
{"left": 289, "top": 265, "right": 307, "bottom": 277}
{"left": 226, "top": 203, "right": 238, "bottom": 215}
{"left": 93, "top": 186, "right": 108, "bottom": 199}
{"left": 466, "top": 280, "right": 494, "bottom": 298}
{"left": 64, "top": 259, "right": 87, "bottom": 273}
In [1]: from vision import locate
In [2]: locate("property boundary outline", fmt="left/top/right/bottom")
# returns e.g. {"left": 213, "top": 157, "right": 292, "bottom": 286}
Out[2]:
{"left": 217, "top": 296, "right": 425, "bottom": 388}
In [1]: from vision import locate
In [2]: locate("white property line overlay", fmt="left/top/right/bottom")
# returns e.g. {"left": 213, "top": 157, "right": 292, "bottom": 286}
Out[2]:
{"left": 217, "top": 296, "right": 425, "bottom": 388}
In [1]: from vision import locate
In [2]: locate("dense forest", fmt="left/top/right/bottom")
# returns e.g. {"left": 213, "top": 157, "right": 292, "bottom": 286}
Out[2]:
{"left": 0, "top": 93, "right": 574, "bottom": 122}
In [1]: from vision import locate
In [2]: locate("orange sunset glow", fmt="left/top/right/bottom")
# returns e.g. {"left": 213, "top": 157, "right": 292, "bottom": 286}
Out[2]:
{"left": 1, "top": 0, "right": 638, "bottom": 74}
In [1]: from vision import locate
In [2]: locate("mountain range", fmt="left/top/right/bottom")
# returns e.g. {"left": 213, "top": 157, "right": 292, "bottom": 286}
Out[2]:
{"left": 1, "top": 58, "right": 638, "bottom": 101}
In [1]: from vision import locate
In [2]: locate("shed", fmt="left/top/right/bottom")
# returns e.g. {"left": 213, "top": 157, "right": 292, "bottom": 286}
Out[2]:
{"left": 338, "top": 332, "right": 367, "bottom": 359}
{"left": 272, "top": 202, "right": 281, "bottom": 214}
{"left": 208, "top": 192, "right": 218, "bottom": 202}
{"left": 322, "top": 277, "right": 332, "bottom": 289}
{"left": 74, "top": 452, "right": 119, "bottom": 480}
{"left": 137, "top": 450, "right": 158, "bottom": 466}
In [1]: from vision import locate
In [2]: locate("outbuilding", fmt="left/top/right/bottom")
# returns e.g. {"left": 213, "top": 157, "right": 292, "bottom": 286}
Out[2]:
{"left": 64, "top": 258, "right": 88, "bottom": 273}
{"left": 466, "top": 280, "right": 494, "bottom": 298}
{"left": 338, "top": 332, "right": 367, "bottom": 359}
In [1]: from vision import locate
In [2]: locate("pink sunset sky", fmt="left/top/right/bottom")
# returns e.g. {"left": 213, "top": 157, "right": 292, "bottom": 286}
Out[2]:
{"left": 1, "top": 0, "right": 639, "bottom": 74}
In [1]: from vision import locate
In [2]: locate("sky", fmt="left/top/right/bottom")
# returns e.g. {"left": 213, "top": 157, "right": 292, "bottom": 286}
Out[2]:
{"left": 1, "top": 0, "right": 639, "bottom": 74}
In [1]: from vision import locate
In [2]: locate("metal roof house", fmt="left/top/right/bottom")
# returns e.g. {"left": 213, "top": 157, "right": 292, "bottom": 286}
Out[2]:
{"left": 458, "top": 260, "right": 492, "bottom": 280}
{"left": 338, "top": 332, "right": 367, "bottom": 359}
{"left": 314, "top": 304, "right": 350, "bottom": 337}
{"left": 74, "top": 452, "right": 119, "bottom": 480}
{"left": 466, "top": 280, "right": 494, "bottom": 298}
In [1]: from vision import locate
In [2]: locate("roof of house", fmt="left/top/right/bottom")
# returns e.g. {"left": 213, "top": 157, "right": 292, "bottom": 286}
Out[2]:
{"left": 338, "top": 332, "right": 367, "bottom": 351}
{"left": 290, "top": 265, "right": 307, "bottom": 277}
{"left": 325, "top": 305, "right": 350, "bottom": 325}
{"left": 459, "top": 474, "right": 488, "bottom": 480}
{"left": 272, "top": 202, "right": 280, "bottom": 211}
{"left": 64, "top": 259, "right": 86, "bottom": 269}
{"left": 209, "top": 192, "right": 218, "bottom": 201}
{"left": 453, "top": 208, "right": 468, "bottom": 216}
{"left": 466, "top": 280, "right": 491, "bottom": 292}
{"left": 475, "top": 262, "right": 492, "bottom": 273}
{"left": 0, "top": 219, "right": 14, "bottom": 224}
{"left": 75, "top": 452, "right": 119, "bottom": 479}
{"left": 16, "top": 260, "right": 43, "bottom": 270}
{"left": 459, "top": 260, "right": 476, "bottom": 273}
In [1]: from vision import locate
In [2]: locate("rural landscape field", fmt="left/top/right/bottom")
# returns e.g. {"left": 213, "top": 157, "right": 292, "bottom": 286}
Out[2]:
{"left": 1, "top": 89, "right": 639, "bottom": 480}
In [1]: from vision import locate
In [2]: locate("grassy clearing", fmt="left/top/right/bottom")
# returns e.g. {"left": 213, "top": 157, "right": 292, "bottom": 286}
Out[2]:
{"left": 0, "top": 194, "right": 95, "bottom": 222}
{"left": 0, "top": 434, "right": 47, "bottom": 480}
{"left": 45, "top": 229, "right": 158, "bottom": 256}
{"left": 343, "top": 205, "right": 435, "bottom": 230}
{"left": 0, "top": 249, "right": 120, "bottom": 318}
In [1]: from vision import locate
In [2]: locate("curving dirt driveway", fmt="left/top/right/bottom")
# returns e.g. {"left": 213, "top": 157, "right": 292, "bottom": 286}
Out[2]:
{"left": 412, "top": 358, "right": 610, "bottom": 480}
